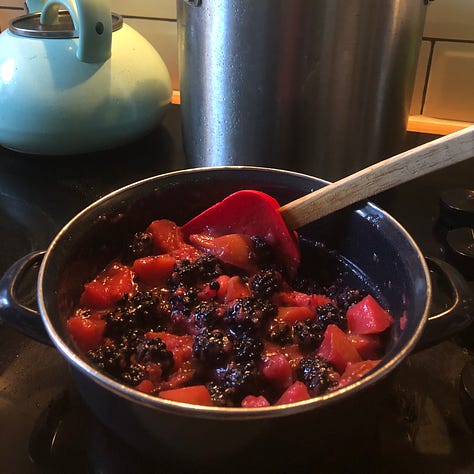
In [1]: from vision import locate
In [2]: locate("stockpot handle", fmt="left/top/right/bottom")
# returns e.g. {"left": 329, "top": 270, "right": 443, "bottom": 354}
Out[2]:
{"left": 416, "top": 256, "right": 473, "bottom": 350}
{"left": 184, "top": 0, "right": 202, "bottom": 6}
{"left": 0, "top": 250, "right": 52, "bottom": 346}
{"left": 40, "top": 0, "right": 112, "bottom": 63}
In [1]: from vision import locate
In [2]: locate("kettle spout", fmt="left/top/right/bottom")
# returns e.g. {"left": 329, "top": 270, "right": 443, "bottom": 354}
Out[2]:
{"left": 25, "top": 0, "right": 46, "bottom": 13}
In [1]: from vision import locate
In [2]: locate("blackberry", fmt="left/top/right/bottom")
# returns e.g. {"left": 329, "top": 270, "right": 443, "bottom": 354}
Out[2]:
{"left": 169, "top": 286, "right": 198, "bottom": 316}
{"left": 169, "top": 259, "right": 193, "bottom": 286}
{"left": 136, "top": 337, "right": 174, "bottom": 375}
{"left": 170, "top": 255, "right": 222, "bottom": 288}
{"left": 87, "top": 343, "right": 127, "bottom": 378}
{"left": 251, "top": 236, "right": 275, "bottom": 268}
{"left": 121, "top": 363, "right": 146, "bottom": 385}
{"left": 195, "top": 254, "right": 223, "bottom": 277}
{"left": 206, "top": 381, "right": 229, "bottom": 407}
{"left": 218, "top": 361, "right": 261, "bottom": 405}
{"left": 133, "top": 290, "right": 165, "bottom": 317}
{"left": 292, "top": 276, "right": 324, "bottom": 295}
{"left": 335, "top": 288, "right": 367, "bottom": 312}
{"left": 155, "top": 293, "right": 172, "bottom": 319}
{"left": 192, "top": 300, "right": 222, "bottom": 330}
{"left": 105, "top": 308, "right": 135, "bottom": 337}
{"left": 225, "top": 297, "right": 277, "bottom": 332}
{"left": 316, "top": 303, "right": 346, "bottom": 331}
{"left": 296, "top": 355, "right": 339, "bottom": 396}
{"left": 193, "top": 329, "right": 233, "bottom": 366}
{"left": 250, "top": 270, "right": 281, "bottom": 298}
{"left": 233, "top": 334, "right": 264, "bottom": 363}
{"left": 324, "top": 284, "right": 341, "bottom": 300}
{"left": 123, "top": 231, "right": 154, "bottom": 263}
{"left": 105, "top": 291, "right": 163, "bottom": 337}
{"left": 120, "top": 328, "right": 146, "bottom": 354}
{"left": 293, "top": 319, "right": 324, "bottom": 351}
{"left": 266, "top": 321, "right": 293, "bottom": 346}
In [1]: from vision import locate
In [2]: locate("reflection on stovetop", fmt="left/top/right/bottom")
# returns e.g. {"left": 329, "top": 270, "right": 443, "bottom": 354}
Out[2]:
{"left": 0, "top": 107, "right": 473, "bottom": 473}
{"left": 0, "top": 193, "right": 56, "bottom": 275}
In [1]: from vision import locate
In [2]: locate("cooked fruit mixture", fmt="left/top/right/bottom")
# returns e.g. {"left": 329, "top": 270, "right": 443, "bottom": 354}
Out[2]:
{"left": 67, "top": 219, "right": 394, "bottom": 407}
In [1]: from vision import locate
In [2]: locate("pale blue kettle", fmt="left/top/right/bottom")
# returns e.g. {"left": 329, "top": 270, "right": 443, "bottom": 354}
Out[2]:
{"left": 0, "top": 0, "right": 172, "bottom": 155}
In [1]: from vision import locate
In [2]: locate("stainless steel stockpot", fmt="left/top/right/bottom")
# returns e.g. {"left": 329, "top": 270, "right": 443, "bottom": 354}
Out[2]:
{"left": 177, "top": 0, "right": 428, "bottom": 180}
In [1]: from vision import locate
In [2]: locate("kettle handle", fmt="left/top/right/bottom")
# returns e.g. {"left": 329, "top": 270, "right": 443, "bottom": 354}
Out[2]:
{"left": 40, "top": 0, "right": 112, "bottom": 63}
{"left": 25, "top": 0, "right": 46, "bottom": 13}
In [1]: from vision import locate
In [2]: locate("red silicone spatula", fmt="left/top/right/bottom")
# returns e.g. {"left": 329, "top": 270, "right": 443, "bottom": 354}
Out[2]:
{"left": 182, "top": 189, "right": 301, "bottom": 274}
{"left": 182, "top": 126, "right": 474, "bottom": 273}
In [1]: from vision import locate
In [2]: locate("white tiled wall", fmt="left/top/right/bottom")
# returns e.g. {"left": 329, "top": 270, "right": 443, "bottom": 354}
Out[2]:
{"left": 424, "top": 0, "right": 474, "bottom": 41}
{"left": 423, "top": 42, "right": 474, "bottom": 122}
{"left": 1, "top": 0, "right": 473, "bottom": 127}
{"left": 410, "top": 0, "right": 474, "bottom": 126}
{"left": 110, "top": 0, "right": 176, "bottom": 20}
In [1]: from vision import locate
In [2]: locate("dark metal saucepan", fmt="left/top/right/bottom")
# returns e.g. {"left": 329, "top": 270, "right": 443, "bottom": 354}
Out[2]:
{"left": 1, "top": 167, "right": 472, "bottom": 469}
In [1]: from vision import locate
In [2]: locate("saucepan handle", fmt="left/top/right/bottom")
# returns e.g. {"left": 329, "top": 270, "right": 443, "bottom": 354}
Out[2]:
{"left": 0, "top": 250, "right": 52, "bottom": 345}
{"left": 416, "top": 256, "right": 473, "bottom": 350}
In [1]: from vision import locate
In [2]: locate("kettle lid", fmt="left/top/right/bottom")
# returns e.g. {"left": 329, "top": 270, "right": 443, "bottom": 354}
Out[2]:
{"left": 9, "top": 10, "right": 122, "bottom": 39}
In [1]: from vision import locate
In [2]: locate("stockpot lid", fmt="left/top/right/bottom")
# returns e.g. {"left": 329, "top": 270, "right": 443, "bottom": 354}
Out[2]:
{"left": 8, "top": 10, "right": 122, "bottom": 39}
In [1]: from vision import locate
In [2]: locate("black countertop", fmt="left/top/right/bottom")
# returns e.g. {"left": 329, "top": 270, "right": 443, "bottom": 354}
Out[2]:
{"left": 0, "top": 105, "right": 473, "bottom": 473}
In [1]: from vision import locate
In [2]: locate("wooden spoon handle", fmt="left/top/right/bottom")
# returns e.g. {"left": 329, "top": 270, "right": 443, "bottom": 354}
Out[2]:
{"left": 279, "top": 126, "right": 474, "bottom": 230}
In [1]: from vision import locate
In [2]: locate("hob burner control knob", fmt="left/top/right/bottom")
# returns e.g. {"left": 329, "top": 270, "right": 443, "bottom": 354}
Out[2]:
{"left": 445, "top": 227, "right": 474, "bottom": 281}
{"left": 439, "top": 188, "right": 474, "bottom": 229}
{"left": 461, "top": 359, "right": 474, "bottom": 430}
{"left": 439, "top": 188, "right": 474, "bottom": 280}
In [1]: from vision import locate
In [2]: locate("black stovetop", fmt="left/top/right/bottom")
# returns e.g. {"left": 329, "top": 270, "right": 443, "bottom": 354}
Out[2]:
{"left": 0, "top": 105, "right": 473, "bottom": 474}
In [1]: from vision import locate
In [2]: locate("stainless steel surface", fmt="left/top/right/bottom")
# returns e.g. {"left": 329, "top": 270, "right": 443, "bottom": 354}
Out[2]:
{"left": 177, "top": 0, "right": 428, "bottom": 181}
